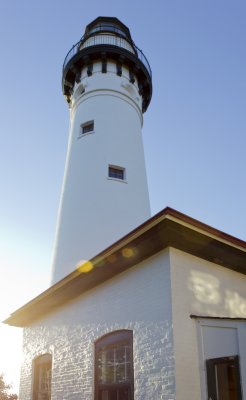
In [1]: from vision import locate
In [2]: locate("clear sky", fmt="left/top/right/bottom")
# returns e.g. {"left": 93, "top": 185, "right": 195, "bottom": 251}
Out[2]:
{"left": 0, "top": 0, "right": 245, "bottom": 393}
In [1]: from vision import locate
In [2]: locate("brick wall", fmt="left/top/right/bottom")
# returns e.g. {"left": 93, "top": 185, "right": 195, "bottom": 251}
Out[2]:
{"left": 19, "top": 250, "right": 175, "bottom": 399}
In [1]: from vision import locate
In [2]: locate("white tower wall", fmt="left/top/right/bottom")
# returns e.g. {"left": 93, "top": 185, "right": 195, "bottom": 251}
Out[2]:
{"left": 51, "top": 61, "right": 150, "bottom": 283}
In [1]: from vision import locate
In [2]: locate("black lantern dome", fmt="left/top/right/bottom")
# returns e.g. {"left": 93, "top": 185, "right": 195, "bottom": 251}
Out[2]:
{"left": 62, "top": 17, "right": 152, "bottom": 112}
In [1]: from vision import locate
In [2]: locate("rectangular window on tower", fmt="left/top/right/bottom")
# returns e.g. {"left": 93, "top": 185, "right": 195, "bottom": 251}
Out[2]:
{"left": 80, "top": 120, "right": 94, "bottom": 136}
{"left": 108, "top": 165, "right": 126, "bottom": 181}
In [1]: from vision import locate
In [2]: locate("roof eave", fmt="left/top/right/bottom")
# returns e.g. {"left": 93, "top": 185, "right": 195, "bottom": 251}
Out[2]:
{"left": 4, "top": 207, "right": 246, "bottom": 327}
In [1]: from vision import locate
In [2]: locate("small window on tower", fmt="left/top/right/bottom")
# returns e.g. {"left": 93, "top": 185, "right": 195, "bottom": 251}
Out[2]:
{"left": 80, "top": 121, "right": 94, "bottom": 136}
{"left": 108, "top": 165, "right": 125, "bottom": 181}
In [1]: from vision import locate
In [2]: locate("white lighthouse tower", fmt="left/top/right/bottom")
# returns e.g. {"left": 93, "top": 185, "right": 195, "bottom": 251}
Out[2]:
{"left": 51, "top": 17, "right": 152, "bottom": 283}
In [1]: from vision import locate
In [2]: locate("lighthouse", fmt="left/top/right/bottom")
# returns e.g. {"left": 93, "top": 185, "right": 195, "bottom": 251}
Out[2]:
{"left": 51, "top": 17, "right": 152, "bottom": 283}
{"left": 5, "top": 17, "right": 246, "bottom": 400}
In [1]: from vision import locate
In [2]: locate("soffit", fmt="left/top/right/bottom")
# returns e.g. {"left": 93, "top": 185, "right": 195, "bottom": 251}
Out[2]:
{"left": 4, "top": 207, "right": 246, "bottom": 327}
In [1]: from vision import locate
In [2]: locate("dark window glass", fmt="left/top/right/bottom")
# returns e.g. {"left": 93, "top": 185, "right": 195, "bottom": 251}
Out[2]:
{"left": 90, "top": 24, "right": 127, "bottom": 38}
{"left": 108, "top": 166, "right": 124, "bottom": 180}
{"left": 33, "top": 354, "right": 52, "bottom": 400}
{"left": 206, "top": 355, "right": 242, "bottom": 400}
{"left": 82, "top": 121, "right": 94, "bottom": 134}
{"left": 95, "top": 330, "right": 133, "bottom": 400}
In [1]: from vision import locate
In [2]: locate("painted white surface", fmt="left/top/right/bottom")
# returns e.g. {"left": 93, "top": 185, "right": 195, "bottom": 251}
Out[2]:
{"left": 20, "top": 250, "right": 176, "bottom": 400}
{"left": 201, "top": 324, "right": 238, "bottom": 359}
{"left": 51, "top": 61, "right": 150, "bottom": 283}
{"left": 170, "top": 247, "right": 246, "bottom": 400}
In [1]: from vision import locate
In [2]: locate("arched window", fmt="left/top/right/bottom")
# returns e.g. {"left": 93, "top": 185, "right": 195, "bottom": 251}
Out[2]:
{"left": 95, "top": 330, "right": 134, "bottom": 400}
{"left": 33, "top": 354, "right": 52, "bottom": 400}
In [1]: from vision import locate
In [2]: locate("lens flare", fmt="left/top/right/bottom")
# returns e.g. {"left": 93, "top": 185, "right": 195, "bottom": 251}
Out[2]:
{"left": 121, "top": 247, "right": 137, "bottom": 258}
{"left": 77, "top": 261, "right": 94, "bottom": 273}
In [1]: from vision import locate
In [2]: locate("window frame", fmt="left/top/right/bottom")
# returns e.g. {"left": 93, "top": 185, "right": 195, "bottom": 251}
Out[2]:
{"left": 108, "top": 165, "right": 126, "bottom": 182}
{"left": 94, "top": 330, "right": 134, "bottom": 400}
{"left": 195, "top": 317, "right": 246, "bottom": 400}
{"left": 32, "top": 353, "right": 52, "bottom": 400}
{"left": 80, "top": 120, "right": 95, "bottom": 137}
{"left": 206, "top": 355, "right": 242, "bottom": 400}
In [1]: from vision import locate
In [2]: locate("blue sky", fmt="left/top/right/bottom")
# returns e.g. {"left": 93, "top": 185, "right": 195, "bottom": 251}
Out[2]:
{"left": 0, "top": 0, "right": 245, "bottom": 392}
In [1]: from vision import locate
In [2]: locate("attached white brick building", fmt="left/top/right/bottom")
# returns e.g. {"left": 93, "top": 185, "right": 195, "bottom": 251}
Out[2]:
{"left": 5, "top": 207, "right": 246, "bottom": 399}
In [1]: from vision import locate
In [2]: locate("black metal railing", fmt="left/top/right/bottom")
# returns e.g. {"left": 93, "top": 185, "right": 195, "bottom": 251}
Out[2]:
{"left": 63, "top": 34, "right": 152, "bottom": 78}
{"left": 81, "top": 34, "right": 135, "bottom": 54}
